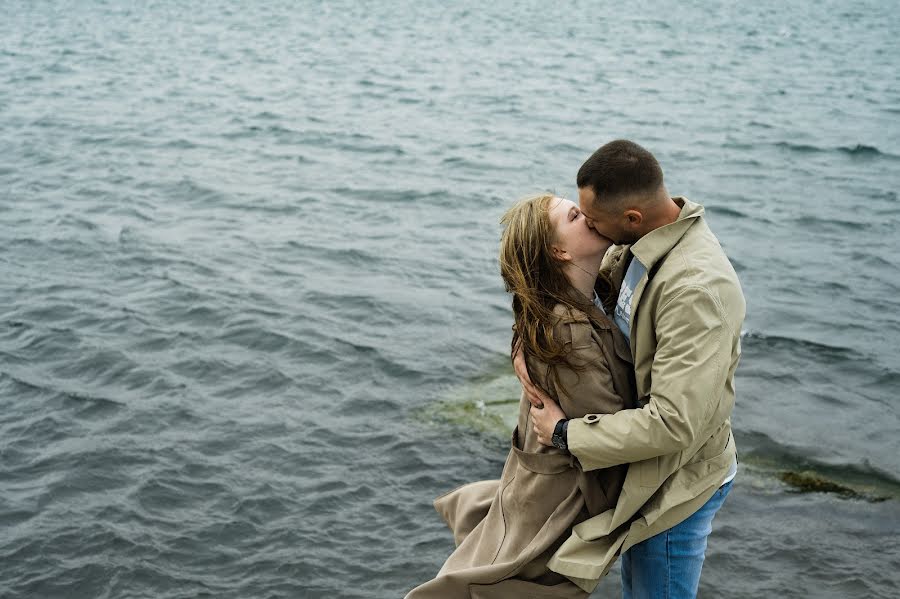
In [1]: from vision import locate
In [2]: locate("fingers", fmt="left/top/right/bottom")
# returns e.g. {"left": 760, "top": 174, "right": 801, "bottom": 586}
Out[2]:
{"left": 529, "top": 397, "right": 566, "bottom": 448}
{"left": 528, "top": 404, "right": 553, "bottom": 446}
{"left": 529, "top": 408, "right": 543, "bottom": 443}
{"left": 514, "top": 350, "right": 545, "bottom": 408}
{"left": 525, "top": 382, "right": 555, "bottom": 410}
{"left": 534, "top": 385, "right": 552, "bottom": 405}
{"left": 513, "top": 350, "right": 532, "bottom": 385}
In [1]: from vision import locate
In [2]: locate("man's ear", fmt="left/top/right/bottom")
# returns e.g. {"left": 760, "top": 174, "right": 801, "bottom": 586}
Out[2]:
{"left": 624, "top": 209, "right": 643, "bottom": 228}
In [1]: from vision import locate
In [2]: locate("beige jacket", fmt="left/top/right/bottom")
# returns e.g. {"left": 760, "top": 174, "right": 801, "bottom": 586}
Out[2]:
{"left": 548, "top": 197, "right": 747, "bottom": 592}
{"left": 406, "top": 303, "right": 637, "bottom": 598}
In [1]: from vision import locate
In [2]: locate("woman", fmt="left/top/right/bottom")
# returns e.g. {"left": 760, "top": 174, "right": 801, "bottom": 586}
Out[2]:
{"left": 405, "top": 194, "right": 637, "bottom": 598}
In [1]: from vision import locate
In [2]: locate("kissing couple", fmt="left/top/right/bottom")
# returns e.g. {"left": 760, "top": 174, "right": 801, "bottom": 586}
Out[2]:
{"left": 406, "top": 140, "right": 746, "bottom": 599}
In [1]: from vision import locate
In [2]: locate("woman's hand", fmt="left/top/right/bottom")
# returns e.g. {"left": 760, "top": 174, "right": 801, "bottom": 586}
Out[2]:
{"left": 513, "top": 345, "right": 553, "bottom": 409}
{"left": 530, "top": 396, "right": 566, "bottom": 447}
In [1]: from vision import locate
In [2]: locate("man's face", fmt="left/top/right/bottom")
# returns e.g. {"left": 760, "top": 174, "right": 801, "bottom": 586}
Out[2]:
{"left": 578, "top": 186, "right": 634, "bottom": 245}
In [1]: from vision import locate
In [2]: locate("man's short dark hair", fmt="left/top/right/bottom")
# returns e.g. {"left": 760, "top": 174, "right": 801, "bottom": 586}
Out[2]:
{"left": 576, "top": 140, "right": 664, "bottom": 207}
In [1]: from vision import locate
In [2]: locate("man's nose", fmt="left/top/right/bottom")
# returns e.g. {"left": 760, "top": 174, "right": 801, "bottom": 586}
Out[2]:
{"left": 585, "top": 219, "right": 596, "bottom": 230}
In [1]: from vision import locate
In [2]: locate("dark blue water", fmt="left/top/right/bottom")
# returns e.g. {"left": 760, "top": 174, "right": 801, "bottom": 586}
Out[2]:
{"left": 2, "top": 1, "right": 899, "bottom": 597}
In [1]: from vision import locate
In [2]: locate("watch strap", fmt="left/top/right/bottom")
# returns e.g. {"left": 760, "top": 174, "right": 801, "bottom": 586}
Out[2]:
{"left": 552, "top": 418, "right": 569, "bottom": 449}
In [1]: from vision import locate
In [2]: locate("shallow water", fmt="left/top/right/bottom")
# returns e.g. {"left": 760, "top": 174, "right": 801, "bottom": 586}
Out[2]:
{"left": 1, "top": 1, "right": 899, "bottom": 597}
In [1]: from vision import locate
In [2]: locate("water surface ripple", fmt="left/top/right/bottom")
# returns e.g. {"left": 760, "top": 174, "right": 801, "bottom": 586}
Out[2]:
{"left": 2, "top": 1, "right": 899, "bottom": 598}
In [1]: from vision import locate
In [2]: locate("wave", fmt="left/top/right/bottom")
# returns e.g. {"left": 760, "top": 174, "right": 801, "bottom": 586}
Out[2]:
{"left": 846, "top": 251, "right": 899, "bottom": 273}
{"left": 838, "top": 143, "right": 886, "bottom": 157}
{"left": 286, "top": 240, "right": 378, "bottom": 268}
{"left": 705, "top": 204, "right": 750, "bottom": 219}
{"left": 789, "top": 213, "right": 868, "bottom": 231}
{"left": 327, "top": 187, "right": 447, "bottom": 205}
{"left": 739, "top": 330, "right": 863, "bottom": 363}
{"left": 775, "top": 141, "right": 898, "bottom": 160}
{"left": 774, "top": 141, "right": 826, "bottom": 153}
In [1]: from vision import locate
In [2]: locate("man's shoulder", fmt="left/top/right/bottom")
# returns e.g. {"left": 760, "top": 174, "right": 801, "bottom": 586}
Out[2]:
{"left": 644, "top": 217, "right": 743, "bottom": 318}
{"left": 658, "top": 218, "right": 741, "bottom": 288}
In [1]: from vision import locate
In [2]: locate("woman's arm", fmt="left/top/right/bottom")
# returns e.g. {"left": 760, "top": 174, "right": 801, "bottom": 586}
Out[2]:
{"left": 530, "top": 314, "right": 628, "bottom": 445}
{"left": 553, "top": 344, "right": 626, "bottom": 419}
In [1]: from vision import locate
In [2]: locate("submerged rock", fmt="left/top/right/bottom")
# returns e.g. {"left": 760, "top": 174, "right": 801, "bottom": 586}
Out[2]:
{"left": 418, "top": 368, "right": 521, "bottom": 437}
{"left": 778, "top": 470, "right": 889, "bottom": 502}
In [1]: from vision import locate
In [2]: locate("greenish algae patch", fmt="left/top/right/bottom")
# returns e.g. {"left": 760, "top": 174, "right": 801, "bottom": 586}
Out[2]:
{"left": 738, "top": 437, "right": 900, "bottom": 503}
{"left": 778, "top": 470, "right": 889, "bottom": 502}
{"left": 418, "top": 368, "right": 521, "bottom": 437}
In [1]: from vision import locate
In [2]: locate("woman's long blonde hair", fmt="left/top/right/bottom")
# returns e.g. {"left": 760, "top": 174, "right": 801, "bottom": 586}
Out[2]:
{"left": 499, "top": 194, "right": 608, "bottom": 381}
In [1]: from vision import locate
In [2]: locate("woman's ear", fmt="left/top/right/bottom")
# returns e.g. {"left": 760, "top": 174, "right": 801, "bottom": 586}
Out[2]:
{"left": 551, "top": 244, "right": 570, "bottom": 262}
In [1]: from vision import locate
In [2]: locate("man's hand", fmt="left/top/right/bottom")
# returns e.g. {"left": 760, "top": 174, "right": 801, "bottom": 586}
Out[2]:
{"left": 513, "top": 344, "right": 553, "bottom": 409}
{"left": 530, "top": 395, "right": 566, "bottom": 447}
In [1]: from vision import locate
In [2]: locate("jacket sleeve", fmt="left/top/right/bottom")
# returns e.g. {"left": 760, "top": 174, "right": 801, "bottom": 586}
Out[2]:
{"left": 567, "top": 285, "right": 731, "bottom": 471}
{"left": 539, "top": 316, "right": 627, "bottom": 419}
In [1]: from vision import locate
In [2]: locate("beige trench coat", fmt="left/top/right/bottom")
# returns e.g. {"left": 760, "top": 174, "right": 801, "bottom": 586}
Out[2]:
{"left": 547, "top": 198, "right": 747, "bottom": 593}
{"left": 406, "top": 303, "right": 637, "bottom": 599}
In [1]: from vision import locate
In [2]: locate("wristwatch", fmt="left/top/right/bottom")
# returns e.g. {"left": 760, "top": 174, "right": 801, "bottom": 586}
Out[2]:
{"left": 551, "top": 419, "right": 569, "bottom": 450}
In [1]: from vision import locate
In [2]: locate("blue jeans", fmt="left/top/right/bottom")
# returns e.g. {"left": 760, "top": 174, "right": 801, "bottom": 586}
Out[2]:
{"left": 621, "top": 479, "right": 733, "bottom": 599}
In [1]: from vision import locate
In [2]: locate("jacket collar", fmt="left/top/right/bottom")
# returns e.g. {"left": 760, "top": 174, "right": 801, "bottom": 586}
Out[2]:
{"left": 582, "top": 300, "right": 634, "bottom": 365}
{"left": 630, "top": 197, "right": 704, "bottom": 270}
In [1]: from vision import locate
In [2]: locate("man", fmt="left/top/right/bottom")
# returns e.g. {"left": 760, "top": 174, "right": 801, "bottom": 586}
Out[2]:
{"left": 516, "top": 140, "right": 745, "bottom": 598}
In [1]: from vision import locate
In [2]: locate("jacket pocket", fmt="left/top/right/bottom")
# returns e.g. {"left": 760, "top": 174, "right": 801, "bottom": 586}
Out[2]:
{"left": 688, "top": 426, "right": 731, "bottom": 466}
{"left": 511, "top": 427, "right": 573, "bottom": 475}
{"left": 640, "top": 456, "right": 660, "bottom": 487}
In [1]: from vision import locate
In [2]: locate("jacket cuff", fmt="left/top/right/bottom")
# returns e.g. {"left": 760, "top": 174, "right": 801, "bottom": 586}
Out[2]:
{"left": 567, "top": 414, "right": 608, "bottom": 471}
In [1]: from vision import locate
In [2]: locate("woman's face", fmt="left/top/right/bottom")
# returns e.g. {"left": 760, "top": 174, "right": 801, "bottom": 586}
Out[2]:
{"left": 548, "top": 196, "right": 613, "bottom": 263}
